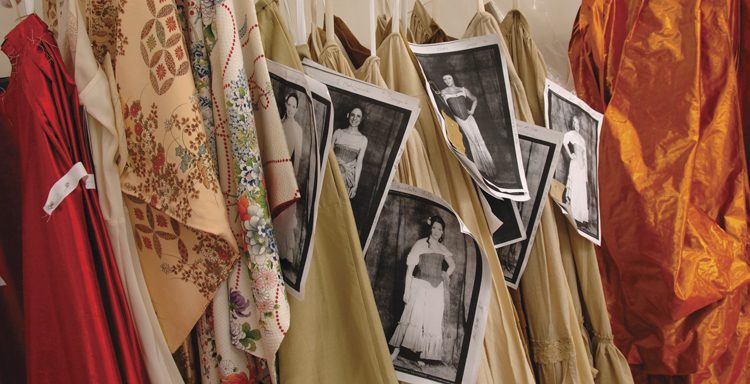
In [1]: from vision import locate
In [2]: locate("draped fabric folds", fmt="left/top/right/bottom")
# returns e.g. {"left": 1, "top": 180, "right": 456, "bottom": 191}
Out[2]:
{"left": 115, "top": 0, "right": 241, "bottom": 353}
{"left": 0, "top": 15, "right": 149, "bottom": 383}
{"left": 256, "top": 6, "right": 399, "bottom": 384}
{"left": 57, "top": 0, "right": 184, "bottom": 381}
{"left": 183, "top": 0, "right": 294, "bottom": 382}
{"left": 377, "top": 30, "right": 536, "bottom": 384}
{"left": 569, "top": 0, "right": 750, "bottom": 381}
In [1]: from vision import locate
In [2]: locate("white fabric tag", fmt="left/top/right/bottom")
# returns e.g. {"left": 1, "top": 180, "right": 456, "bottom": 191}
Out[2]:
{"left": 85, "top": 174, "right": 96, "bottom": 189}
{"left": 43, "top": 162, "right": 88, "bottom": 215}
{"left": 0, "top": 274, "right": 6, "bottom": 287}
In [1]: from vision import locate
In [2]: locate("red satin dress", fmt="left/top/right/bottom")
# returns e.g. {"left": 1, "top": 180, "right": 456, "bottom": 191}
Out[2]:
{"left": 0, "top": 15, "right": 149, "bottom": 383}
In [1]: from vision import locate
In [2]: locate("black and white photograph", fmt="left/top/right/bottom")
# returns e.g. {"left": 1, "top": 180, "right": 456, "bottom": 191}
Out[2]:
{"left": 497, "top": 122, "right": 564, "bottom": 288}
{"left": 268, "top": 60, "right": 323, "bottom": 300}
{"left": 364, "top": 183, "right": 491, "bottom": 384}
{"left": 479, "top": 190, "right": 526, "bottom": 248}
{"left": 302, "top": 60, "right": 421, "bottom": 253}
{"left": 544, "top": 80, "right": 603, "bottom": 245}
{"left": 410, "top": 34, "right": 529, "bottom": 202}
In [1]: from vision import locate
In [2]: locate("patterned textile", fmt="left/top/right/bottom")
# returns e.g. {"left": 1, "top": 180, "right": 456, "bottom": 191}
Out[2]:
{"left": 183, "top": 0, "right": 291, "bottom": 382}
{"left": 116, "top": 0, "right": 241, "bottom": 352}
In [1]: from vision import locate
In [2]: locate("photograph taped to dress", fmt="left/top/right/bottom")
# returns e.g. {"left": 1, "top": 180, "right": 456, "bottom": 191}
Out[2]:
{"left": 302, "top": 60, "right": 421, "bottom": 254}
{"left": 268, "top": 60, "right": 323, "bottom": 300}
{"left": 497, "top": 122, "right": 564, "bottom": 288}
{"left": 544, "top": 80, "right": 603, "bottom": 245}
{"left": 410, "top": 34, "right": 529, "bottom": 202}
{"left": 364, "top": 183, "right": 491, "bottom": 384}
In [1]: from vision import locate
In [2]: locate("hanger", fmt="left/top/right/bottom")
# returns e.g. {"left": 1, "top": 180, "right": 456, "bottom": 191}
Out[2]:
{"left": 296, "top": 0, "right": 306, "bottom": 45}
{"left": 369, "top": 0, "right": 375, "bottom": 56}
{"left": 325, "top": 0, "right": 333, "bottom": 44}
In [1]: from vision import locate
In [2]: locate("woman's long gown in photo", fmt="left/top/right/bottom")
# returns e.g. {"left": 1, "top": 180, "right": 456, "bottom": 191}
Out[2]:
{"left": 444, "top": 89, "right": 496, "bottom": 176}
{"left": 564, "top": 131, "right": 589, "bottom": 223}
{"left": 390, "top": 238, "right": 453, "bottom": 361}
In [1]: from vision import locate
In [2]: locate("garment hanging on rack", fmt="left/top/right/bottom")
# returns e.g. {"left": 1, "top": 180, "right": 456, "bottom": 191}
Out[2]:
{"left": 254, "top": 5, "right": 398, "bottom": 384}
{"left": 409, "top": 0, "right": 455, "bottom": 45}
{"left": 330, "top": 15, "right": 371, "bottom": 69}
{"left": 183, "top": 0, "right": 295, "bottom": 382}
{"left": 498, "top": 10, "right": 547, "bottom": 128}
{"left": 115, "top": 0, "right": 241, "bottom": 353}
{"left": 0, "top": 14, "right": 149, "bottom": 384}
{"left": 569, "top": 0, "right": 750, "bottom": 381}
{"left": 56, "top": 0, "right": 185, "bottom": 382}
{"left": 377, "top": 29, "right": 536, "bottom": 384}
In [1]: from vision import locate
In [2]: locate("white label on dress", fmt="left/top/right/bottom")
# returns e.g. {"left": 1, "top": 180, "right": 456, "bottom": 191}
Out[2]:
{"left": 85, "top": 174, "right": 96, "bottom": 189}
{"left": 0, "top": 274, "right": 6, "bottom": 287}
{"left": 43, "top": 162, "right": 88, "bottom": 215}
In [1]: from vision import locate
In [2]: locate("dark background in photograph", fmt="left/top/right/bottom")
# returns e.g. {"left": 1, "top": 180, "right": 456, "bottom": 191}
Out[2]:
{"left": 498, "top": 136, "right": 555, "bottom": 282}
{"left": 328, "top": 87, "right": 412, "bottom": 249}
{"left": 547, "top": 90, "right": 600, "bottom": 239}
{"left": 365, "top": 192, "right": 482, "bottom": 383}
{"left": 311, "top": 93, "right": 332, "bottom": 166}
{"left": 414, "top": 46, "right": 523, "bottom": 190}
{"left": 482, "top": 190, "right": 524, "bottom": 246}
{"left": 270, "top": 75, "right": 317, "bottom": 289}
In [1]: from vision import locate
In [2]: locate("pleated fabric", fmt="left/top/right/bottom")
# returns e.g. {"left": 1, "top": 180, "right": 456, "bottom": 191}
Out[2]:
{"left": 377, "top": 30, "right": 536, "bottom": 384}
{"left": 57, "top": 1, "right": 184, "bottom": 382}
{"left": 332, "top": 15, "right": 371, "bottom": 69}
{"left": 569, "top": 0, "right": 750, "bottom": 381}
{"left": 499, "top": 10, "right": 548, "bottom": 128}
{"left": 256, "top": 7, "right": 399, "bottom": 384}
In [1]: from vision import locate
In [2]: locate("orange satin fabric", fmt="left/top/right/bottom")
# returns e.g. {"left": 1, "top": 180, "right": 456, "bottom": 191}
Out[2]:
{"left": 569, "top": 0, "right": 750, "bottom": 381}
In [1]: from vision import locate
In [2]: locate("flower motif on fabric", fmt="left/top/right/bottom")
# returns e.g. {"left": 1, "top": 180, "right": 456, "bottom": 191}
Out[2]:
{"left": 230, "top": 322, "right": 262, "bottom": 352}
{"left": 123, "top": 98, "right": 219, "bottom": 222}
{"left": 140, "top": 0, "right": 190, "bottom": 94}
{"left": 229, "top": 289, "right": 252, "bottom": 319}
{"left": 198, "top": 307, "right": 218, "bottom": 380}
{"left": 126, "top": 195, "right": 232, "bottom": 298}
{"left": 186, "top": 0, "right": 217, "bottom": 162}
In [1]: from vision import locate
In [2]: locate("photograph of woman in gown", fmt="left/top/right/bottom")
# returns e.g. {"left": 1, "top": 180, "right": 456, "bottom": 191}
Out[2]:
{"left": 275, "top": 92, "right": 304, "bottom": 267}
{"left": 439, "top": 74, "right": 496, "bottom": 176}
{"left": 390, "top": 215, "right": 456, "bottom": 366}
{"left": 332, "top": 107, "right": 368, "bottom": 198}
{"left": 563, "top": 116, "right": 589, "bottom": 223}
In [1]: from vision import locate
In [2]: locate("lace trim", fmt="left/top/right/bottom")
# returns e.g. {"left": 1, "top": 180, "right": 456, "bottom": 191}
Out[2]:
{"left": 593, "top": 332, "right": 614, "bottom": 343}
{"left": 530, "top": 336, "right": 576, "bottom": 364}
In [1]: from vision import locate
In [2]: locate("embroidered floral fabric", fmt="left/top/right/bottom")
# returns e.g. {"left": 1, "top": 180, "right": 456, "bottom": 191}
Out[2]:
{"left": 182, "top": 0, "right": 290, "bottom": 382}
{"left": 116, "top": 0, "right": 240, "bottom": 352}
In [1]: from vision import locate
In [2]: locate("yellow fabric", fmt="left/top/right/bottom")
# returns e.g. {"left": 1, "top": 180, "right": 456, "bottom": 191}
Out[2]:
{"left": 261, "top": 12, "right": 398, "bottom": 384}
{"left": 520, "top": 198, "right": 595, "bottom": 384}
{"left": 462, "top": 12, "right": 536, "bottom": 125}
{"left": 409, "top": 0, "right": 432, "bottom": 44}
{"left": 561, "top": 216, "right": 634, "bottom": 384}
{"left": 377, "top": 30, "right": 536, "bottom": 384}
{"left": 256, "top": 0, "right": 305, "bottom": 73}
{"left": 499, "top": 9, "right": 548, "bottom": 128}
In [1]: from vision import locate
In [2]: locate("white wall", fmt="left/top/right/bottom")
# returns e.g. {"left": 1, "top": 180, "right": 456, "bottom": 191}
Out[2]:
{"left": 0, "top": 0, "right": 580, "bottom": 85}
{"left": 1, "top": 0, "right": 44, "bottom": 78}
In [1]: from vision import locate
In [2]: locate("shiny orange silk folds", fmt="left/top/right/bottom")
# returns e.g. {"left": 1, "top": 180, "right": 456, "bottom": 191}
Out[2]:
{"left": 569, "top": 0, "right": 750, "bottom": 381}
